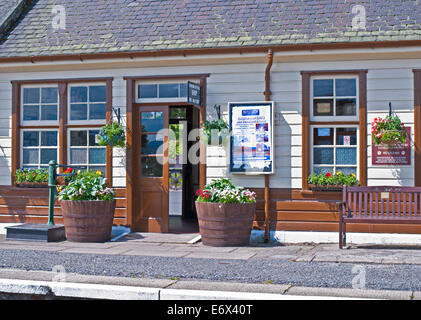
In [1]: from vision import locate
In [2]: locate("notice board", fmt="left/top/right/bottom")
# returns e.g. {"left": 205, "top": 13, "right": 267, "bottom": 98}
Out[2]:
{"left": 229, "top": 102, "right": 274, "bottom": 174}
{"left": 372, "top": 127, "right": 411, "bottom": 165}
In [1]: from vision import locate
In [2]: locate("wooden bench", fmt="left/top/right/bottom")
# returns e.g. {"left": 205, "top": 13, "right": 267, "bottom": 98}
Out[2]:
{"left": 338, "top": 186, "right": 421, "bottom": 249}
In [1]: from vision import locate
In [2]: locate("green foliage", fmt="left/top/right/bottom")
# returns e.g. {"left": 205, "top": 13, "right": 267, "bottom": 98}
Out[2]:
{"left": 15, "top": 168, "right": 48, "bottom": 184}
{"left": 371, "top": 115, "right": 407, "bottom": 145}
{"left": 307, "top": 171, "right": 359, "bottom": 186}
{"left": 196, "top": 178, "right": 256, "bottom": 203}
{"left": 57, "top": 170, "right": 115, "bottom": 201}
{"left": 201, "top": 119, "right": 230, "bottom": 145}
{"left": 98, "top": 122, "right": 126, "bottom": 148}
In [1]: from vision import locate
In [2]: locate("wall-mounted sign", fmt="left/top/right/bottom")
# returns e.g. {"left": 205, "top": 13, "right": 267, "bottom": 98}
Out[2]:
{"left": 187, "top": 81, "right": 202, "bottom": 106}
{"left": 372, "top": 127, "right": 411, "bottom": 165}
{"left": 229, "top": 102, "right": 274, "bottom": 174}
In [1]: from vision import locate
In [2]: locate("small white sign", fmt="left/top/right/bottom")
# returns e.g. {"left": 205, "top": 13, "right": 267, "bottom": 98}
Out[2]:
{"left": 343, "top": 136, "right": 351, "bottom": 146}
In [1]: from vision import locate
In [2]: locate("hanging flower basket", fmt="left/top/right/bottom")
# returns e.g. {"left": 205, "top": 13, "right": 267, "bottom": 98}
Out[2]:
{"left": 97, "top": 122, "right": 126, "bottom": 148}
{"left": 201, "top": 119, "right": 230, "bottom": 146}
{"left": 371, "top": 115, "right": 407, "bottom": 146}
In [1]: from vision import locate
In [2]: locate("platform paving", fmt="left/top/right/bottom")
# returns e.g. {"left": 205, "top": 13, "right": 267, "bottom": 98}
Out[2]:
{"left": 2, "top": 232, "right": 421, "bottom": 298}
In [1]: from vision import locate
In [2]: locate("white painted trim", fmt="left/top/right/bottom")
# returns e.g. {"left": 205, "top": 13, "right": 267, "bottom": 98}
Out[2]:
{"left": 250, "top": 230, "right": 421, "bottom": 246}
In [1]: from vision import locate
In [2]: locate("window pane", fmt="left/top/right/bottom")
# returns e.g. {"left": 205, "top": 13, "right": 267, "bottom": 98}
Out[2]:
{"left": 335, "top": 79, "right": 356, "bottom": 97}
{"left": 40, "top": 149, "right": 57, "bottom": 164}
{"left": 139, "top": 85, "right": 157, "bottom": 98}
{"left": 313, "top": 148, "right": 334, "bottom": 164}
{"left": 336, "top": 98, "right": 356, "bottom": 116}
{"left": 70, "top": 148, "right": 87, "bottom": 164}
{"left": 23, "top": 88, "right": 39, "bottom": 104}
{"left": 141, "top": 111, "right": 163, "bottom": 132}
{"left": 336, "top": 167, "right": 357, "bottom": 175}
{"left": 89, "top": 166, "right": 106, "bottom": 175}
{"left": 336, "top": 128, "right": 357, "bottom": 145}
{"left": 141, "top": 156, "right": 163, "bottom": 177}
{"left": 23, "top": 131, "right": 39, "bottom": 146}
{"left": 23, "top": 105, "right": 39, "bottom": 121}
{"left": 180, "top": 83, "right": 187, "bottom": 97}
{"left": 141, "top": 134, "right": 163, "bottom": 155}
{"left": 70, "top": 104, "right": 88, "bottom": 120}
{"left": 313, "top": 79, "right": 333, "bottom": 97}
{"left": 89, "top": 103, "right": 106, "bottom": 120}
{"left": 313, "top": 99, "right": 333, "bottom": 116}
{"left": 313, "top": 167, "right": 333, "bottom": 175}
{"left": 336, "top": 148, "right": 357, "bottom": 165}
{"left": 89, "top": 148, "right": 106, "bottom": 164}
{"left": 40, "top": 105, "right": 58, "bottom": 120}
{"left": 41, "top": 87, "right": 58, "bottom": 103}
{"left": 159, "top": 84, "right": 179, "bottom": 98}
{"left": 89, "top": 130, "right": 100, "bottom": 146}
{"left": 41, "top": 131, "right": 57, "bottom": 146}
{"left": 313, "top": 128, "right": 333, "bottom": 145}
{"left": 170, "top": 108, "right": 186, "bottom": 119}
{"left": 70, "top": 131, "right": 87, "bottom": 146}
{"left": 70, "top": 87, "right": 88, "bottom": 103}
{"left": 89, "top": 85, "right": 106, "bottom": 102}
{"left": 23, "top": 149, "right": 39, "bottom": 164}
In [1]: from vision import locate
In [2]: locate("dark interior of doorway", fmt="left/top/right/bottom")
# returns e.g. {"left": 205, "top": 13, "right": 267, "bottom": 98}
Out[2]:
{"left": 168, "top": 106, "right": 199, "bottom": 234}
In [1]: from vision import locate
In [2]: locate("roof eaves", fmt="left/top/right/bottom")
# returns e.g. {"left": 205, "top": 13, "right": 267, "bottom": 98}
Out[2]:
{"left": 0, "top": 0, "right": 35, "bottom": 41}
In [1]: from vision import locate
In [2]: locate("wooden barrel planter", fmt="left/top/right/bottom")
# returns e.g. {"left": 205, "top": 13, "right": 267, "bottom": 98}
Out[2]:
{"left": 195, "top": 201, "right": 256, "bottom": 246}
{"left": 60, "top": 200, "right": 116, "bottom": 242}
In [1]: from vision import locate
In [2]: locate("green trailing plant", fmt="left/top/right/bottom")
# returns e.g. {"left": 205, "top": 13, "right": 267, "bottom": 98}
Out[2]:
{"left": 307, "top": 171, "right": 359, "bottom": 187}
{"left": 15, "top": 168, "right": 48, "bottom": 184}
{"left": 57, "top": 170, "right": 115, "bottom": 201}
{"left": 97, "top": 122, "right": 126, "bottom": 148}
{"left": 201, "top": 119, "right": 230, "bottom": 145}
{"left": 371, "top": 115, "right": 407, "bottom": 145}
{"left": 196, "top": 178, "right": 256, "bottom": 203}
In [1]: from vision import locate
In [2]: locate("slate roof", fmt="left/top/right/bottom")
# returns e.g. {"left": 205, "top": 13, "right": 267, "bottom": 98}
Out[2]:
{"left": 0, "top": 0, "right": 19, "bottom": 22}
{"left": 0, "top": 0, "right": 421, "bottom": 59}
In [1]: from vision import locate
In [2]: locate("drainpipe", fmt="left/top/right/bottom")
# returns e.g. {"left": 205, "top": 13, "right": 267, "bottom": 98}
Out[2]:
{"left": 264, "top": 49, "right": 273, "bottom": 242}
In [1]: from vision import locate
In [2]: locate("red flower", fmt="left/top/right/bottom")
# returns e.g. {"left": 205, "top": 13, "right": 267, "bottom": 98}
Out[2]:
{"left": 326, "top": 172, "right": 332, "bottom": 178}
{"left": 64, "top": 168, "right": 73, "bottom": 173}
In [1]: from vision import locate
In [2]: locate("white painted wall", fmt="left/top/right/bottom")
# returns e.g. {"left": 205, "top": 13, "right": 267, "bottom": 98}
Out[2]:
{"left": 0, "top": 52, "right": 419, "bottom": 188}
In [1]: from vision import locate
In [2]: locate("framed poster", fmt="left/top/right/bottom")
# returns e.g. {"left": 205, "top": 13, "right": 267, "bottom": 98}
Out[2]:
{"left": 372, "top": 127, "right": 411, "bottom": 165}
{"left": 229, "top": 102, "right": 274, "bottom": 174}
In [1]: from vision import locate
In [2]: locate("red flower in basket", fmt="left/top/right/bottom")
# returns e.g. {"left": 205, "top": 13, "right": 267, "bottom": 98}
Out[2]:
{"left": 325, "top": 172, "right": 332, "bottom": 178}
{"left": 64, "top": 168, "right": 73, "bottom": 174}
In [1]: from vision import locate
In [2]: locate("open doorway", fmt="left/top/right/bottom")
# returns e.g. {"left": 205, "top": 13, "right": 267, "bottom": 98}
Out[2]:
{"left": 168, "top": 106, "right": 200, "bottom": 233}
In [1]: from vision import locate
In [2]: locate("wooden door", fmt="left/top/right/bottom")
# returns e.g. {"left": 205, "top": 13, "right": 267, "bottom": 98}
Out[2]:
{"left": 135, "top": 106, "right": 169, "bottom": 232}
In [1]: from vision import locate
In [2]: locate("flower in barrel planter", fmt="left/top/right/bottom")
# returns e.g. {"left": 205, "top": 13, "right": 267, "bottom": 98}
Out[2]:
{"left": 195, "top": 178, "right": 256, "bottom": 246}
{"left": 15, "top": 168, "right": 48, "bottom": 187}
{"left": 201, "top": 119, "right": 230, "bottom": 146}
{"left": 371, "top": 115, "right": 407, "bottom": 145}
{"left": 97, "top": 121, "right": 126, "bottom": 148}
{"left": 308, "top": 171, "right": 359, "bottom": 191}
{"left": 57, "top": 170, "right": 116, "bottom": 242}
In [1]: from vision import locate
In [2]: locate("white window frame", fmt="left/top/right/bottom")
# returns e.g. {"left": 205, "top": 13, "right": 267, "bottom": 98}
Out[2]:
{"left": 67, "top": 128, "right": 106, "bottom": 171}
{"left": 135, "top": 80, "right": 189, "bottom": 103}
{"left": 310, "top": 124, "right": 359, "bottom": 178}
{"left": 20, "top": 84, "right": 59, "bottom": 126}
{"left": 310, "top": 75, "right": 359, "bottom": 122}
{"left": 67, "top": 82, "right": 107, "bottom": 125}
{"left": 20, "top": 129, "right": 59, "bottom": 168}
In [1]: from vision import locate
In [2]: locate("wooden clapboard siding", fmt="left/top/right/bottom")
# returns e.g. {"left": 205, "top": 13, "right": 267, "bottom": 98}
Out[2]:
{"left": 250, "top": 188, "right": 421, "bottom": 234}
{"left": 0, "top": 186, "right": 128, "bottom": 226}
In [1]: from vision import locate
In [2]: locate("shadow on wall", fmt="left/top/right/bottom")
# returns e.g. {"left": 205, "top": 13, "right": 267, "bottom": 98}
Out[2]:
{"left": 275, "top": 112, "right": 292, "bottom": 189}
{"left": 0, "top": 150, "right": 30, "bottom": 223}
{"left": 0, "top": 145, "right": 10, "bottom": 185}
